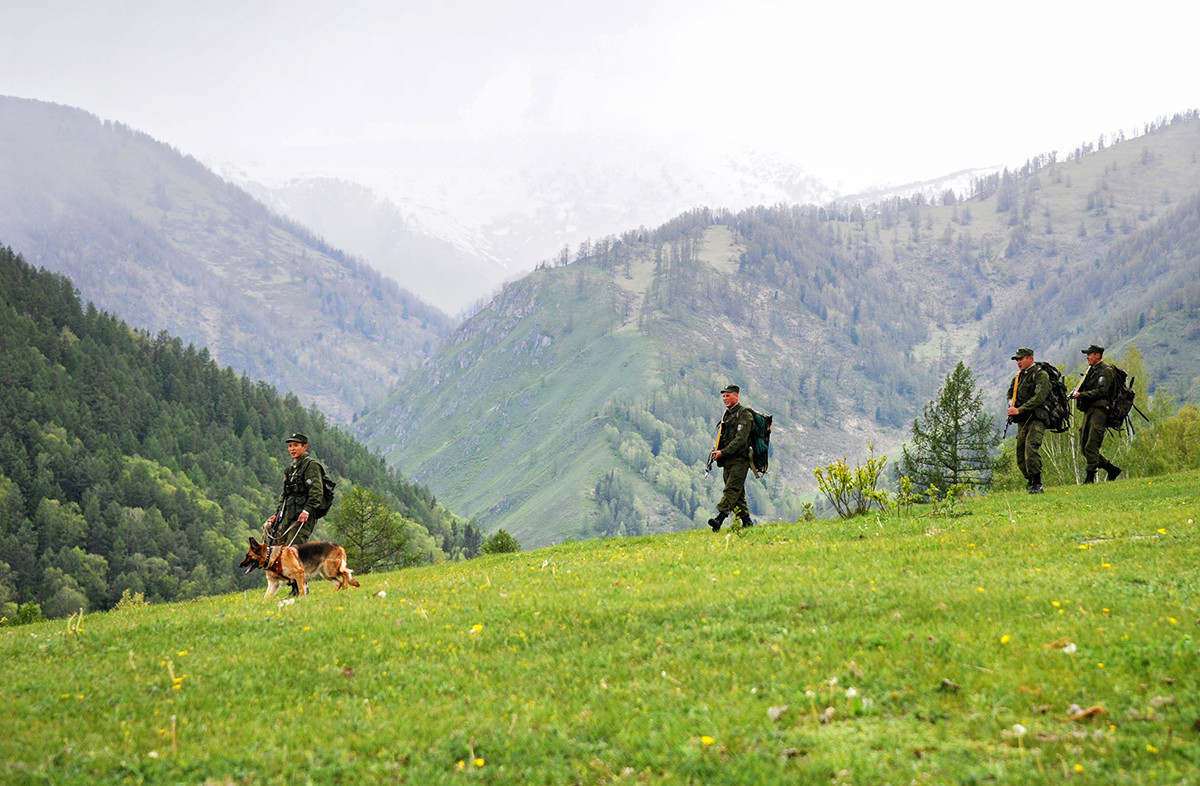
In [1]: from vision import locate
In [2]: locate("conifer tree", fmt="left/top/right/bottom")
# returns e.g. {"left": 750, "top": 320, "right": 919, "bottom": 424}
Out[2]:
{"left": 329, "top": 485, "right": 422, "bottom": 574}
{"left": 900, "top": 362, "right": 999, "bottom": 492}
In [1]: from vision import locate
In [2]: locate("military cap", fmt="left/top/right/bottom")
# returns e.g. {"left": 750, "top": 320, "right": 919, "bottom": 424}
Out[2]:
{"left": 720, "top": 384, "right": 740, "bottom": 394}
{"left": 1010, "top": 348, "right": 1034, "bottom": 360}
{"left": 1082, "top": 344, "right": 1104, "bottom": 355}
{"left": 286, "top": 432, "right": 309, "bottom": 444}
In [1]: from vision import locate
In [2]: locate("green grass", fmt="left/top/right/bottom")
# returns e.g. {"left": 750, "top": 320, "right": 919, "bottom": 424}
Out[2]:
{"left": 3, "top": 471, "right": 1198, "bottom": 784}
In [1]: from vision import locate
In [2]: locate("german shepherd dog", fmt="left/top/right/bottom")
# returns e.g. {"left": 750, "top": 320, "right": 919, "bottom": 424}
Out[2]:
{"left": 240, "top": 537, "right": 360, "bottom": 598}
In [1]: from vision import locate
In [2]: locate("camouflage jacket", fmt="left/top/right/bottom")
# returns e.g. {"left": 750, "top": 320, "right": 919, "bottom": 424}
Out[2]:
{"left": 1075, "top": 362, "right": 1116, "bottom": 412}
{"left": 276, "top": 453, "right": 325, "bottom": 518}
{"left": 1005, "top": 364, "right": 1050, "bottom": 422}
{"left": 716, "top": 403, "right": 755, "bottom": 465}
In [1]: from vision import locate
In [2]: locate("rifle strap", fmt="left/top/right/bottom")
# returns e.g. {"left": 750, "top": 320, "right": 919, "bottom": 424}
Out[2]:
{"left": 1011, "top": 370, "right": 1020, "bottom": 408}
{"left": 1072, "top": 365, "right": 1091, "bottom": 397}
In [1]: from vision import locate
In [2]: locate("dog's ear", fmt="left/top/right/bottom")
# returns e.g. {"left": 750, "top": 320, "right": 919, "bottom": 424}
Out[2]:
{"left": 249, "top": 536, "right": 259, "bottom": 547}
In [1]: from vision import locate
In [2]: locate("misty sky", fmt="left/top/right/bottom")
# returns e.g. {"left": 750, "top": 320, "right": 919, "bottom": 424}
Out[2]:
{"left": 2, "top": 0, "right": 1196, "bottom": 192}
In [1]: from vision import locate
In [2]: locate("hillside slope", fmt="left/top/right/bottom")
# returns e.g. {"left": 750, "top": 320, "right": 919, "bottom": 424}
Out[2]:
{"left": 0, "top": 96, "right": 453, "bottom": 421}
{"left": 357, "top": 210, "right": 931, "bottom": 547}
{"left": 3, "top": 470, "right": 1196, "bottom": 782}
{"left": 357, "top": 114, "right": 1200, "bottom": 547}
{"left": 0, "top": 246, "right": 475, "bottom": 619}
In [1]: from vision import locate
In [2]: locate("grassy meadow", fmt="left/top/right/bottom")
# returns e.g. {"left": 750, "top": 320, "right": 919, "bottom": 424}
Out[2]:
{"left": 2, "top": 471, "right": 1197, "bottom": 784}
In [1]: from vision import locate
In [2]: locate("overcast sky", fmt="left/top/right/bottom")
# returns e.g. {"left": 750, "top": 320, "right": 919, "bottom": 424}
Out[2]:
{"left": 3, "top": 0, "right": 1196, "bottom": 193}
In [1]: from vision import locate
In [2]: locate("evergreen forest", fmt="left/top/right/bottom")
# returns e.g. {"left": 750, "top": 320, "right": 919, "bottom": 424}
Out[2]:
{"left": 0, "top": 245, "right": 478, "bottom": 620}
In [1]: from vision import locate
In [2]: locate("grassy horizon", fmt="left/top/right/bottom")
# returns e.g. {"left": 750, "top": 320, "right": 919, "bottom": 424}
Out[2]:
{"left": 3, "top": 470, "right": 1197, "bottom": 784}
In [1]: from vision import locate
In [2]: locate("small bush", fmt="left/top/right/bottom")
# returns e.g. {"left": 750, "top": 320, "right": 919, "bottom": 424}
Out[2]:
{"left": 6, "top": 602, "right": 46, "bottom": 627}
{"left": 481, "top": 529, "right": 522, "bottom": 554}
{"left": 114, "top": 589, "right": 149, "bottom": 612}
{"left": 813, "top": 444, "right": 889, "bottom": 518}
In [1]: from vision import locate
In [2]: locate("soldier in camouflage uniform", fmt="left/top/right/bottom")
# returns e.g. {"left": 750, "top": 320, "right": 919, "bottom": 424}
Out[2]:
{"left": 1070, "top": 344, "right": 1122, "bottom": 483}
{"left": 708, "top": 384, "right": 756, "bottom": 531}
{"left": 1005, "top": 348, "right": 1050, "bottom": 493}
{"left": 265, "top": 432, "right": 326, "bottom": 544}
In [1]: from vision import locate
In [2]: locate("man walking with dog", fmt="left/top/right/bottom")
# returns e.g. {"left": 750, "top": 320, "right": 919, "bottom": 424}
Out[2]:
{"left": 266, "top": 432, "right": 327, "bottom": 545}
{"left": 708, "top": 384, "right": 755, "bottom": 531}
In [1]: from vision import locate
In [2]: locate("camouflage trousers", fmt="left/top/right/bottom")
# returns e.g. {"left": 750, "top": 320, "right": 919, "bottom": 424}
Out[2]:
{"left": 718, "top": 458, "right": 752, "bottom": 520}
{"left": 1015, "top": 417, "right": 1046, "bottom": 479}
{"left": 1079, "top": 407, "right": 1111, "bottom": 472}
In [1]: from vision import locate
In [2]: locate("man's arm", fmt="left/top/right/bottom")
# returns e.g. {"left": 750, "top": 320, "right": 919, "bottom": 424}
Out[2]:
{"left": 300, "top": 459, "right": 325, "bottom": 517}
{"left": 1074, "top": 365, "right": 1110, "bottom": 407}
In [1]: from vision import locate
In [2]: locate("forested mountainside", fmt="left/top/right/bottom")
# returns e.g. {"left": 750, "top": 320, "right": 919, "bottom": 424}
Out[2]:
{"left": 357, "top": 208, "right": 932, "bottom": 548}
{"left": 357, "top": 112, "right": 1200, "bottom": 548}
{"left": 0, "top": 96, "right": 453, "bottom": 422}
{"left": 0, "top": 247, "right": 476, "bottom": 620}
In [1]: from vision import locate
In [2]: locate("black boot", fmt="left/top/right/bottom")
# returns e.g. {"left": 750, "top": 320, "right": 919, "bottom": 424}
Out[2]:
{"left": 1084, "top": 470, "right": 1097, "bottom": 484}
{"left": 1104, "top": 462, "right": 1122, "bottom": 481}
{"left": 708, "top": 512, "right": 727, "bottom": 532}
{"left": 1028, "top": 474, "right": 1044, "bottom": 494}
{"left": 739, "top": 515, "right": 755, "bottom": 528}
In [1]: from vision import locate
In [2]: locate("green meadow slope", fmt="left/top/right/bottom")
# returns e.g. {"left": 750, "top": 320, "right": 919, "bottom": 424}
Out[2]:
{"left": 3, "top": 471, "right": 1197, "bottom": 783}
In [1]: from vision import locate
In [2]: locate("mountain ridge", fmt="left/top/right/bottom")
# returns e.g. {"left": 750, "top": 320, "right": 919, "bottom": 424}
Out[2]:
{"left": 0, "top": 95, "right": 453, "bottom": 422}
{"left": 222, "top": 131, "right": 835, "bottom": 314}
{"left": 5, "top": 94, "right": 1198, "bottom": 551}
{"left": 356, "top": 113, "right": 1200, "bottom": 546}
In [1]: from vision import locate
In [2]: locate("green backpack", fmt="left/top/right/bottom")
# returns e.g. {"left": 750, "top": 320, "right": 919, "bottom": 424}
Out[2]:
{"left": 1033, "top": 361, "right": 1072, "bottom": 433}
{"left": 1105, "top": 365, "right": 1147, "bottom": 434}
{"left": 746, "top": 409, "right": 773, "bottom": 477}
{"left": 300, "top": 457, "right": 337, "bottom": 520}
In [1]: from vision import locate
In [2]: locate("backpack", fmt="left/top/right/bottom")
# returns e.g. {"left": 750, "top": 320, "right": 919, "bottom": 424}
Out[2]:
{"left": 300, "top": 457, "right": 337, "bottom": 520}
{"left": 1034, "top": 361, "right": 1072, "bottom": 433}
{"left": 746, "top": 409, "right": 773, "bottom": 477}
{"left": 1106, "top": 365, "right": 1137, "bottom": 432}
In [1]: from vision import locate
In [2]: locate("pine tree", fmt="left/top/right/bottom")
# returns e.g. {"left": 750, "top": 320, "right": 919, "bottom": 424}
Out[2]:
{"left": 328, "top": 485, "right": 422, "bottom": 574}
{"left": 900, "top": 362, "right": 1000, "bottom": 492}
